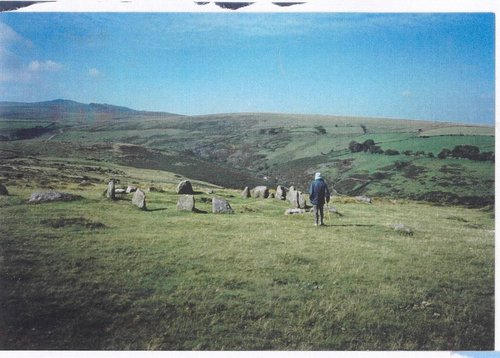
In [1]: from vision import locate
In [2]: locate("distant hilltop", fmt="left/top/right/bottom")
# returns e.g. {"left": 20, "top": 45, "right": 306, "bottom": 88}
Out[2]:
{"left": 0, "top": 99, "right": 180, "bottom": 121}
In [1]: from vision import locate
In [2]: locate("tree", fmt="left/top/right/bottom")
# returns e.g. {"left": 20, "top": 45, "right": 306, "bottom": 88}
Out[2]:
{"left": 362, "top": 139, "right": 375, "bottom": 150}
{"left": 348, "top": 141, "right": 364, "bottom": 153}
{"left": 438, "top": 148, "right": 451, "bottom": 159}
{"left": 360, "top": 124, "right": 367, "bottom": 134}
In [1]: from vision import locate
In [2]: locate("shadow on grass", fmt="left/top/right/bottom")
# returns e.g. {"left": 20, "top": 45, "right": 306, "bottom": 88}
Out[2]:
{"left": 193, "top": 208, "right": 209, "bottom": 214}
{"left": 146, "top": 208, "right": 168, "bottom": 212}
{"left": 326, "top": 224, "right": 376, "bottom": 227}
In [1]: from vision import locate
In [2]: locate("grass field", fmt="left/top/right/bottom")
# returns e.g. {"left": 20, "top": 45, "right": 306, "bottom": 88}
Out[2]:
{"left": 0, "top": 162, "right": 494, "bottom": 350}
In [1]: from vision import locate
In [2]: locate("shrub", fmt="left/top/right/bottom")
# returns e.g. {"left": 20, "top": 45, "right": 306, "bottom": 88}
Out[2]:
{"left": 369, "top": 145, "right": 384, "bottom": 154}
{"left": 451, "top": 145, "right": 480, "bottom": 160}
{"left": 384, "top": 149, "right": 400, "bottom": 156}
{"left": 314, "top": 126, "right": 327, "bottom": 135}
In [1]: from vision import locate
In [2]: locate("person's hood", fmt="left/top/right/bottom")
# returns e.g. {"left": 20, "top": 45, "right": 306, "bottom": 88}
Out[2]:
{"left": 314, "top": 172, "right": 322, "bottom": 180}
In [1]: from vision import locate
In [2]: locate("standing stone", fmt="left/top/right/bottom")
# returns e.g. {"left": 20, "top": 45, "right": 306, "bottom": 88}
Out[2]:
{"left": 297, "top": 192, "right": 306, "bottom": 209}
{"left": 176, "top": 180, "right": 194, "bottom": 194}
{"left": 286, "top": 186, "right": 296, "bottom": 202}
{"left": 106, "top": 180, "right": 115, "bottom": 200}
{"left": 287, "top": 187, "right": 306, "bottom": 209}
{"left": 275, "top": 185, "right": 286, "bottom": 200}
{"left": 132, "top": 189, "right": 147, "bottom": 210}
{"left": 241, "top": 186, "right": 251, "bottom": 198}
{"left": 177, "top": 195, "right": 195, "bottom": 211}
{"left": 212, "top": 197, "right": 234, "bottom": 214}
{"left": 251, "top": 186, "right": 269, "bottom": 199}
{"left": 126, "top": 185, "right": 137, "bottom": 193}
{"left": 0, "top": 184, "right": 8, "bottom": 196}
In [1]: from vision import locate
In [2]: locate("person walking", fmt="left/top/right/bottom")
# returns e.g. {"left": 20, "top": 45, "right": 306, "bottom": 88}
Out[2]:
{"left": 309, "top": 172, "right": 330, "bottom": 226}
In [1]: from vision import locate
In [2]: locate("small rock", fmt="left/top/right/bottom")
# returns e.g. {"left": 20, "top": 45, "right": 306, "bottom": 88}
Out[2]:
{"left": 285, "top": 208, "right": 306, "bottom": 215}
{"left": 212, "top": 197, "right": 234, "bottom": 214}
{"left": 177, "top": 195, "right": 195, "bottom": 211}
{"left": 132, "top": 189, "right": 146, "bottom": 210}
{"left": 355, "top": 195, "right": 372, "bottom": 203}
{"left": 176, "top": 180, "right": 194, "bottom": 194}
{"left": 392, "top": 224, "right": 413, "bottom": 236}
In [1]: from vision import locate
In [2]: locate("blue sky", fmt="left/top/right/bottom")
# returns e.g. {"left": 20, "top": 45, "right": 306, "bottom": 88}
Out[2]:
{"left": 451, "top": 353, "right": 500, "bottom": 358}
{"left": 0, "top": 13, "right": 495, "bottom": 124}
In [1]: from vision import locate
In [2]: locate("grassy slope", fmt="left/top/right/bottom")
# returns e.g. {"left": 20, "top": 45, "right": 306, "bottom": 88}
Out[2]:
{"left": 1, "top": 112, "right": 494, "bottom": 206}
{"left": 0, "top": 159, "right": 494, "bottom": 350}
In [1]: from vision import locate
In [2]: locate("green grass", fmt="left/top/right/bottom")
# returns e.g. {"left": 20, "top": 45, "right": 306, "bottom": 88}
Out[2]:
{"left": 0, "top": 172, "right": 494, "bottom": 350}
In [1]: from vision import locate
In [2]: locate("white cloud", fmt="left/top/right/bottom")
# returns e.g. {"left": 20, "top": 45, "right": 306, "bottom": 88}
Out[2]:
{"left": 0, "top": 21, "right": 32, "bottom": 48}
{"left": 450, "top": 353, "right": 474, "bottom": 358}
{"left": 402, "top": 90, "right": 412, "bottom": 97}
{"left": 28, "top": 60, "right": 63, "bottom": 72}
{"left": 88, "top": 67, "right": 101, "bottom": 77}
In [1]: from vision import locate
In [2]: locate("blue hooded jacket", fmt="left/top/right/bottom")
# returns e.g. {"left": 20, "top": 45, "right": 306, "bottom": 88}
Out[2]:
{"left": 309, "top": 178, "right": 330, "bottom": 206}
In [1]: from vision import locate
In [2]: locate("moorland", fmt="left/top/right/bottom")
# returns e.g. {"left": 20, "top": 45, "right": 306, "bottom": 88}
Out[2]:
{"left": 0, "top": 99, "right": 494, "bottom": 350}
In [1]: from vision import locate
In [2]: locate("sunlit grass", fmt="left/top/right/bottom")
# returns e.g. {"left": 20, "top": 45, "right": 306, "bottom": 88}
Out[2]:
{"left": 0, "top": 179, "right": 493, "bottom": 350}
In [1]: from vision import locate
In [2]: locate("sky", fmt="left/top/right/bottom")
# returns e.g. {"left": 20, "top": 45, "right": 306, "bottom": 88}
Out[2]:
{"left": 451, "top": 353, "right": 500, "bottom": 358}
{"left": 0, "top": 12, "right": 495, "bottom": 124}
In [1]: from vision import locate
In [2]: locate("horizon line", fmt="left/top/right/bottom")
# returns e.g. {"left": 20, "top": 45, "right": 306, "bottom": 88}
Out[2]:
{"left": 0, "top": 98, "right": 494, "bottom": 127}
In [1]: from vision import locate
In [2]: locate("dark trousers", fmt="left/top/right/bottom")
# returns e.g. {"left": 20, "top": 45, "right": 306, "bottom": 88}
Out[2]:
{"left": 313, "top": 204, "right": 324, "bottom": 225}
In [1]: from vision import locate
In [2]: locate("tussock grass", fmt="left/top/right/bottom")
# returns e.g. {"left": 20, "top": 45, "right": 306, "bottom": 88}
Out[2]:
{"left": 0, "top": 179, "right": 494, "bottom": 350}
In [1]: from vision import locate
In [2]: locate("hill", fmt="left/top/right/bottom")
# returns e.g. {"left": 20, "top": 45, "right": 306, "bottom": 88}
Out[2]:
{"left": 1, "top": 100, "right": 493, "bottom": 207}
{"left": 0, "top": 99, "right": 179, "bottom": 121}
